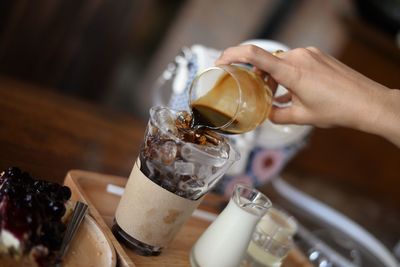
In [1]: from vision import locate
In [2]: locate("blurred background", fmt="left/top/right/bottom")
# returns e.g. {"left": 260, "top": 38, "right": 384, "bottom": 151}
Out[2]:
{"left": 1, "top": 0, "right": 399, "bottom": 115}
{"left": 0, "top": 0, "right": 399, "bottom": 262}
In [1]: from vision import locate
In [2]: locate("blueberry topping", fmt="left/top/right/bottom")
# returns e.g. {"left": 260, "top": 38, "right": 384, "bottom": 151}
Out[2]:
{"left": 0, "top": 167, "right": 72, "bottom": 265}
{"left": 59, "top": 186, "right": 72, "bottom": 201}
{"left": 6, "top": 167, "right": 21, "bottom": 177}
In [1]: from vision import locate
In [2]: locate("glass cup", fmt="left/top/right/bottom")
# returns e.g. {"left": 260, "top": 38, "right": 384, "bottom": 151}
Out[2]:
{"left": 189, "top": 64, "right": 273, "bottom": 134}
{"left": 113, "top": 106, "right": 239, "bottom": 256}
{"left": 242, "top": 207, "right": 298, "bottom": 267}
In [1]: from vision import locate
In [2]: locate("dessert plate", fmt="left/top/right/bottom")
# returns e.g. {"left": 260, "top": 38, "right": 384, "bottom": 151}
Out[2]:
{"left": 64, "top": 215, "right": 116, "bottom": 267}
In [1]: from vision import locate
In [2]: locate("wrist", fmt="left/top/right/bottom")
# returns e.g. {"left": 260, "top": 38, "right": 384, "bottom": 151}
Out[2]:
{"left": 364, "top": 87, "right": 400, "bottom": 146}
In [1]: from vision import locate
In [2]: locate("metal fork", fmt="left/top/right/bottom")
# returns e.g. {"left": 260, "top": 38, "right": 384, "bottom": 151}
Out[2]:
{"left": 55, "top": 201, "right": 89, "bottom": 266}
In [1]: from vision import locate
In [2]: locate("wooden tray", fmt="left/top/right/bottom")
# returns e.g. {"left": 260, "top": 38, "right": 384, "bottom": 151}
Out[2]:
{"left": 64, "top": 170, "right": 312, "bottom": 267}
{"left": 64, "top": 170, "right": 221, "bottom": 267}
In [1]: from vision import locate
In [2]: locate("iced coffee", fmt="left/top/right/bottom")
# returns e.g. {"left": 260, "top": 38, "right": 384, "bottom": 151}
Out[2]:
{"left": 113, "top": 106, "right": 239, "bottom": 255}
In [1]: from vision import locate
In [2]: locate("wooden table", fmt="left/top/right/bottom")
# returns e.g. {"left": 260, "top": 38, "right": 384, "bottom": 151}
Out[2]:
{"left": 1, "top": 75, "right": 399, "bottom": 258}
{"left": 0, "top": 77, "right": 313, "bottom": 266}
{"left": 0, "top": 76, "right": 146, "bottom": 183}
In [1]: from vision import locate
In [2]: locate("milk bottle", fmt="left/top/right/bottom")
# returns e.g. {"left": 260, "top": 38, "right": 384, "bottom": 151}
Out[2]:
{"left": 190, "top": 184, "right": 271, "bottom": 267}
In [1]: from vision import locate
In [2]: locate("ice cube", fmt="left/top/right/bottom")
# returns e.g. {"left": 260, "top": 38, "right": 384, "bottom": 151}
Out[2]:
{"left": 178, "top": 179, "right": 205, "bottom": 191}
{"left": 159, "top": 140, "right": 177, "bottom": 165}
{"left": 202, "top": 130, "right": 224, "bottom": 146}
{"left": 156, "top": 108, "right": 177, "bottom": 134}
{"left": 157, "top": 108, "right": 174, "bottom": 125}
{"left": 145, "top": 160, "right": 159, "bottom": 178}
{"left": 174, "top": 161, "right": 195, "bottom": 176}
{"left": 181, "top": 143, "right": 227, "bottom": 167}
{"left": 197, "top": 165, "right": 213, "bottom": 180}
{"left": 160, "top": 178, "right": 177, "bottom": 192}
{"left": 147, "top": 123, "right": 159, "bottom": 137}
{"left": 148, "top": 147, "right": 160, "bottom": 161}
{"left": 204, "top": 145, "right": 229, "bottom": 167}
{"left": 175, "top": 111, "right": 192, "bottom": 130}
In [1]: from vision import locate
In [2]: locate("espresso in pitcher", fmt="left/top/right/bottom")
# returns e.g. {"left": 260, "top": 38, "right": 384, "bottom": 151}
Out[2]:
{"left": 191, "top": 70, "right": 240, "bottom": 133}
{"left": 190, "top": 65, "right": 272, "bottom": 134}
{"left": 191, "top": 105, "right": 240, "bottom": 133}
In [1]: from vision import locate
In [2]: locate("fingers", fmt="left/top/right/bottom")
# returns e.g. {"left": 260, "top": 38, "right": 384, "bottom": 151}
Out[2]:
{"left": 216, "top": 45, "right": 282, "bottom": 75}
{"left": 269, "top": 106, "right": 296, "bottom": 124}
{"left": 305, "top": 46, "right": 322, "bottom": 54}
{"left": 270, "top": 104, "right": 310, "bottom": 125}
{"left": 252, "top": 66, "right": 279, "bottom": 95}
{"left": 274, "top": 93, "right": 292, "bottom": 104}
{"left": 266, "top": 76, "right": 278, "bottom": 95}
{"left": 252, "top": 66, "right": 267, "bottom": 81}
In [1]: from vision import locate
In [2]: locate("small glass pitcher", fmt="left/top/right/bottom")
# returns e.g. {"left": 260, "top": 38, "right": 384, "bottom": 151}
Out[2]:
{"left": 190, "top": 183, "right": 272, "bottom": 267}
{"left": 189, "top": 64, "right": 273, "bottom": 134}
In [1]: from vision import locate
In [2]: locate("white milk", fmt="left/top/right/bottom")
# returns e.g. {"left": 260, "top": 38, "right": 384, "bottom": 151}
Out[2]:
{"left": 191, "top": 198, "right": 261, "bottom": 267}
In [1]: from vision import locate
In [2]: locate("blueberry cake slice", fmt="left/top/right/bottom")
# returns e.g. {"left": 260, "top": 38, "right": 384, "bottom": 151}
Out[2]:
{"left": 0, "top": 167, "right": 72, "bottom": 267}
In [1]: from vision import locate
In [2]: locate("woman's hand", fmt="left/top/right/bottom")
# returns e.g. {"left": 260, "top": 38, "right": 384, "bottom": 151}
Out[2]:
{"left": 216, "top": 45, "right": 400, "bottom": 146}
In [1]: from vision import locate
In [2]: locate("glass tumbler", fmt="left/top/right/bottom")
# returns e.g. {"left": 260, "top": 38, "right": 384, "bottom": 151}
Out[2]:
{"left": 242, "top": 207, "right": 298, "bottom": 267}
{"left": 113, "top": 106, "right": 239, "bottom": 256}
{"left": 189, "top": 64, "right": 273, "bottom": 134}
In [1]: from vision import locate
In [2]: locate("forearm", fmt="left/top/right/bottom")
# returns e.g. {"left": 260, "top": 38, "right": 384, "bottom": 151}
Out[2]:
{"left": 361, "top": 87, "right": 400, "bottom": 147}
